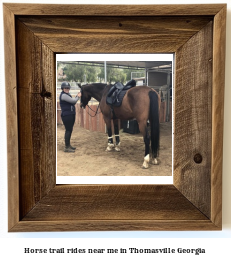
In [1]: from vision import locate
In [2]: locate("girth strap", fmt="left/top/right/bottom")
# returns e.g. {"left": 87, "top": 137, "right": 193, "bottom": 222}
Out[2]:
{"left": 110, "top": 106, "right": 117, "bottom": 119}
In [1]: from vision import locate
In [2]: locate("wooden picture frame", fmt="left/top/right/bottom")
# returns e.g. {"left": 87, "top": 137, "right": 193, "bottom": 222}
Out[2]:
{"left": 4, "top": 3, "right": 226, "bottom": 231}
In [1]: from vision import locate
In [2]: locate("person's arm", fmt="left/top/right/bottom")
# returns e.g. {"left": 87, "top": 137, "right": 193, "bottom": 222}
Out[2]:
{"left": 61, "top": 93, "right": 80, "bottom": 104}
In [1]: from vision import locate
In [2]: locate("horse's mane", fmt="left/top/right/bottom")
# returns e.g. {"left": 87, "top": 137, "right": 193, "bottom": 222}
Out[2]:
{"left": 83, "top": 82, "right": 107, "bottom": 88}
{"left": 83, "top": 82, "right": 111, "bottom": 92}
{"left": 84, "top": 82, "right": 106, "bottom": 85}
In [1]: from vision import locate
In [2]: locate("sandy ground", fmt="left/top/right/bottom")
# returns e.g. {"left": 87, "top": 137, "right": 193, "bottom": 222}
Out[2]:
{"left": 57, "top": 122, "right": 172, "bottom": 176}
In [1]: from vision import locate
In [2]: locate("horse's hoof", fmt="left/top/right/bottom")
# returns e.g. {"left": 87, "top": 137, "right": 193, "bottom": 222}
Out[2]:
{"left": 115, "top": 142, "right": 120, "bottom": 152}
{"left": 142, "top": 154, "right": 150, "bottom": 168}
{"left": 106, "top": 147, "right": 113, "bottom": 152}
{"left": 152, "top": 158, "right": 158, "bottom": 165}
{"left": 105, "top": 143, "right": 114, "bottom": 151}
{"left": 115, "top": 146, "right": 120, "bottom": 152}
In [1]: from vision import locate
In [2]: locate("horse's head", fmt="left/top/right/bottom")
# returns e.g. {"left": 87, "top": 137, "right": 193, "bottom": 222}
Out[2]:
{"left": 79, "top": 84, "right": 92, "bottom": 109}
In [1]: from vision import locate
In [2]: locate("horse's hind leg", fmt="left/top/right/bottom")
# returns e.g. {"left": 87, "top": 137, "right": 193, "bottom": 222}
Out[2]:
{"left": 139, "top": 121, "right": 150, "bottom": 169}
{"left": 114, "top": 119, "right": 120, "bottom": 152}
{"left": 143, "top": 127, "right": 150, "bottom": 168}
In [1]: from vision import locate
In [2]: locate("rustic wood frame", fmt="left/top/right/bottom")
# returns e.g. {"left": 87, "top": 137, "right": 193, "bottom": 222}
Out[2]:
{"left": 4, "top": 4, "right": 226, "bottom": 232}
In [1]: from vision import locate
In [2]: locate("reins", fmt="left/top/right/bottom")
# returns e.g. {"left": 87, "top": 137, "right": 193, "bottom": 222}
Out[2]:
{"left": 85, "top": 103, "right": 101, "bottom": 117}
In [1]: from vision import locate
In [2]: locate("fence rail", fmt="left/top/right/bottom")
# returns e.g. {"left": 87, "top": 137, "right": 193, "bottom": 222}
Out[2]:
{"left": 57, "top": 101, "right": 172, "bottom": 133}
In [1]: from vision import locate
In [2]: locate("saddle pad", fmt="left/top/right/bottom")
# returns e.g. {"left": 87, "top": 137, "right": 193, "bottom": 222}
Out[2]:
{"left": 106, "top": 80, "right": 136, "bottom": 107}
{"left": 111, "top": 89, "right": 127, "bottom": 107}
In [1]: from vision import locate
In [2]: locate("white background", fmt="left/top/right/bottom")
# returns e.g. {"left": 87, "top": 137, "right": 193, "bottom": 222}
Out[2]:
{"left": 1, "top": 0, "right": 231, "bottom": 260}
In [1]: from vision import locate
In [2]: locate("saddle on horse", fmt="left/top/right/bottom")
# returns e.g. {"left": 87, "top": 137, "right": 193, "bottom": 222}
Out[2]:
{"left": 106, "top": 79, "right": 136, "bottom": 107}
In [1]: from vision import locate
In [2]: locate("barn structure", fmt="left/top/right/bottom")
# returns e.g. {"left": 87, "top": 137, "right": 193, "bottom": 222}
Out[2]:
{"left": 57, "top": 60, "right": 173, "bottom": 133}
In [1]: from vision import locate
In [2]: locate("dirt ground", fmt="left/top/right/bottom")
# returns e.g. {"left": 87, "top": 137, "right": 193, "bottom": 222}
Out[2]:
{"left": 57, "top": 122, "right": 172, "bottom": 176}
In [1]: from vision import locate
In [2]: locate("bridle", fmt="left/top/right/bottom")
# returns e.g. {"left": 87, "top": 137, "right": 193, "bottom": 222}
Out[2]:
{"left": 86, "top": 103, "right": 101, "bottom": 117}
{"left": 80, "top": 86, "right": 102, "bottom": 117}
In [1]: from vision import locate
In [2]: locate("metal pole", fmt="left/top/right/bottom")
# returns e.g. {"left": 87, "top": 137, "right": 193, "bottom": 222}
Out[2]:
{"left": 166, "top": 72, "right": 171, "bottom": 122}
{"left": 146, "top": 69, "right": 148, "bottom": 85}
{"left": 145, "top": 69, "right": 150, "bottom": 86}
{"left": 104, "top": 61, "right": 107, "bottom": 83}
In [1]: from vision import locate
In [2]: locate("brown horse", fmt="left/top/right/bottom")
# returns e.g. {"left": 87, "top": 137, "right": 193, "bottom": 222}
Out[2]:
{"left": 79, "top": 83, "right": 160, "bottom": 168}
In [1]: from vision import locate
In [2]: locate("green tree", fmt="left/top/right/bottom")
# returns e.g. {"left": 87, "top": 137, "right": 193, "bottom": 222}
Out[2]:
{"left": 63, "top": 63, "right": 86, "bottom": 82}
{"left": 60, "top": 62, "right": 144, "bottom": 84}
{"left": 98, "top": 67, "right": 105, "bottom": 83}
{"left": 86, "top": 65, "right": 99, "bottom": 83}
{"left": 62, "top": 63, "right": 101, "bottom": 83}
{"left": 106, "top": 67, "right": 127, "bottom": 84}
{"left": 98, "top": 66, "right": 127, "bottom": 84}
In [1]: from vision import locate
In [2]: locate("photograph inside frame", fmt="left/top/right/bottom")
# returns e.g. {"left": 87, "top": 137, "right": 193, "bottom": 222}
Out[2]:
{"left": 56, "top": 54, "right": 174, "bottom": 184}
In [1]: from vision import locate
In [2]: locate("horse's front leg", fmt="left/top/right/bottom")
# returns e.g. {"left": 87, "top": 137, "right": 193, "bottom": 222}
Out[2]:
{"left": 114, "top": 119, "right": 120, "bottom": 152}
{"left": 104, "top": 118, "right": 114, "bottom": 151}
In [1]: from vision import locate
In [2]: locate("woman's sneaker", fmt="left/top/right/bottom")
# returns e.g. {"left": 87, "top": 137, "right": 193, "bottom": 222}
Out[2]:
{"left": 64, "top": 146, "right": 75, "bottom": 153}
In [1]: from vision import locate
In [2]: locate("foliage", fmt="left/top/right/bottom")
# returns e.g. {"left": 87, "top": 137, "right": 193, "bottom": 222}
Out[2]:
{"left": 57, "top": 62, "right": 144, "bottom": 84}
{"left": 103, "top": 66, "right": 127, "bottom": 84}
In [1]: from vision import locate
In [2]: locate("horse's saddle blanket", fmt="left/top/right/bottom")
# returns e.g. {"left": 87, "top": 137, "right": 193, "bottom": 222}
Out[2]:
{"left": 106, "top": 79, "right": 136, "bottom": 107}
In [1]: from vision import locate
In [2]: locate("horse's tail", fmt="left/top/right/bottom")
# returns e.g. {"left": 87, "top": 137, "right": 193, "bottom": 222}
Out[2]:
{"left": 149, "top": 91, "right": 160, "bottom": 158}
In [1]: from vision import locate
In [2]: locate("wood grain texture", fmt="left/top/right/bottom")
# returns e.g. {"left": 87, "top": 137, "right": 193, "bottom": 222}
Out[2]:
{"left": 174, "top": 22, "right": 213, "bottom": 218}
{"left": 3, "top": 3, "right": 226, "bottom": 231}
{"left": 13, "top": 185, "right": 218, "bottom": 232}
{"left": 3, "top": 3, "right": 225, "bottom": 16}
{"left": 3, "top": 4, "right": 19, "bottom": 231}
{"left": 211, "top": 5, "right": 226, "bottom": 228}
{"left": 18, "top": 16, "right": 213, "bottom": 53}
{"left": 16, "top": 19, "right": 56, "bottom": 218}
{"left": 22, "top": 185, "right": 207, "bottom": 221}
{"left": 11, "top": 220, "right": 218, "bottom": 232}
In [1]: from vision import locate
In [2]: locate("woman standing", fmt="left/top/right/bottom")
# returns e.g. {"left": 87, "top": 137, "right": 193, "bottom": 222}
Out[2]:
{"left": 59, "top": 81, "right": 81, "bottom": 152}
